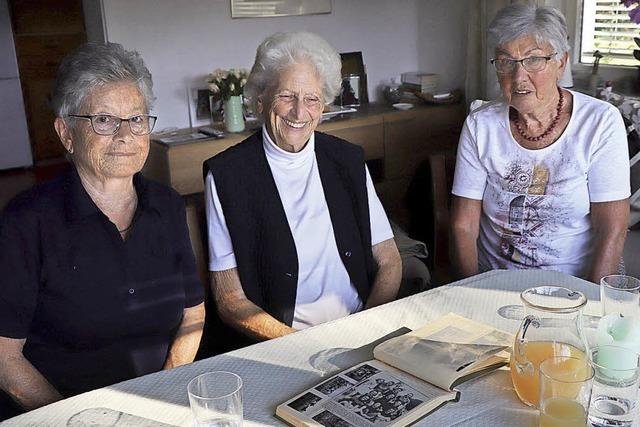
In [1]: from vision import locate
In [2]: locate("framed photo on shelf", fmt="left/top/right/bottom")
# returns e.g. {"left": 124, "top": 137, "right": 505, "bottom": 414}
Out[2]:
{"left": 230, "top": 0, "right": 331, "bottom": 18}
{"left": 339, "top": 52, "right": 369, "bottom": 104}
{"left": 187, "top": 86, "right": 213, "bottom": 128}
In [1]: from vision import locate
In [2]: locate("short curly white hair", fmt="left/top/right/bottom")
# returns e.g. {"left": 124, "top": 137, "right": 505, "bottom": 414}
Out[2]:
{"left": 244, "top": 31, "right": 342, "bottom": 113}
{"left": 488, "top": 4, "right": 570, "bottom": 56}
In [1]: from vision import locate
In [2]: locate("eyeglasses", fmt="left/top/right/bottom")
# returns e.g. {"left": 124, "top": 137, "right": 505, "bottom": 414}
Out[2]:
{"left": 490, "top": 53, "right": 557, "bottom": 74}
{"left": 274, "top": 93, "right": 323, "bottom": 110}
{"left": 67, "top": 114, "right": 157, "bottom": 136}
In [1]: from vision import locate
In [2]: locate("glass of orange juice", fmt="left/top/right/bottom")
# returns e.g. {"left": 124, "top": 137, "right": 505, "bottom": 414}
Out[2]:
{"left": 539, "top": 356, "right": 594, "bottom": 427}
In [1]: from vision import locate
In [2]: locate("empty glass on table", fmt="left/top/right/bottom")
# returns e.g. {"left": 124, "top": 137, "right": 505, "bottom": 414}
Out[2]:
{"left": 187, "top": 371, "right": 243, "bottom": 427}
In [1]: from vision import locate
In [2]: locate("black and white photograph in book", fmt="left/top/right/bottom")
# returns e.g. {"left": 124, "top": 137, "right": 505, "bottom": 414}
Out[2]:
{"left": 287, "top": 392, "right": 323, "bottom": 413}
{"left": 315, "top": 376, "right": 351, "bottom": 397}
{"left": 335, "top": 373, "right": 425, "bottom": 424}
{"left": 312, "top": 410, "right": 355, "bottom": 427}
{"left": 344, "top": 363, "right": 380, "bottom": 382}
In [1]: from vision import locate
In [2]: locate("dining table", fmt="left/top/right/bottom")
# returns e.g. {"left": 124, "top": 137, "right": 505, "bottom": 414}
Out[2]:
{"left": 1, "top": 269, "right": 603, "bottom": 426}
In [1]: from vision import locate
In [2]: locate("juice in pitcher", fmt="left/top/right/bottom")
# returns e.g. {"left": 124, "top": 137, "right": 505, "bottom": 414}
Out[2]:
{"left": 511, "top": 287, "right": 588, "bottom": 407}
{"left": 510, "top": 340, "right": 586, "bottom": 407}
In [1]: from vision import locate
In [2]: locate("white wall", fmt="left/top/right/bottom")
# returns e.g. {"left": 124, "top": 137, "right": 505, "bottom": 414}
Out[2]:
{"left": 101, "top": 0, "right": 423, "bottom": 130}
{"left": 416, "top": 0, "right": 469, "bottom": 93}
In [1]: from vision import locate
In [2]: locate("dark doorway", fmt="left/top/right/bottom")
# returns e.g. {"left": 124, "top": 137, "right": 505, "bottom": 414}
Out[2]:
{"left": 9, "top": 0, "right": 87, "bottom": 161}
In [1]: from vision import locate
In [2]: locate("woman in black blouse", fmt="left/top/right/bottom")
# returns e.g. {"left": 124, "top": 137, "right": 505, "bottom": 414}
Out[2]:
{"left": 0, "top": 42, "right": 205, "bottom": 419}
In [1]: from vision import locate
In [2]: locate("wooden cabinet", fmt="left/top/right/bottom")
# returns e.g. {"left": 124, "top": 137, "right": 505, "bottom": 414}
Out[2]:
{"left": 379, "top": 103, "right": 465, "bottom": 227}
{"left": 317, "top": 113, "right": 384, "bottom": 161}
{"left": 143, "top": 103, "right": 465, "bottom": 228}
{"left": 384, "top": 104, "right": 464, "bottom": 180}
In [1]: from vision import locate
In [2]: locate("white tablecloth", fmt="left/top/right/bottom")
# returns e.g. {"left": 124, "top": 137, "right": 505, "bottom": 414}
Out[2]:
{"left": 2, "top": 270, "right": 601, "bottom": 427}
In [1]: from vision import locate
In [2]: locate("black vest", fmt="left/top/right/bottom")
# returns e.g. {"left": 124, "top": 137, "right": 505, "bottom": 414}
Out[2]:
{"left": 203, "top": 131, "right": 376, "bottom": 326}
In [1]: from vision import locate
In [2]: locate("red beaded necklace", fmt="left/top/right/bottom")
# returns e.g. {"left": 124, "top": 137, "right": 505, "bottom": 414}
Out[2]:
{"left": 513, "top": 87, "right": 564, "bottom": 143}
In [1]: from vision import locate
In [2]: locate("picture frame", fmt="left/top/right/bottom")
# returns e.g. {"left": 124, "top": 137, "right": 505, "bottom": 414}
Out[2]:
{"left": 187, "top": 86, "right": 213, "bottom": 128}
{"left": 339, "top": 52, "right": 369, "bottom": 104}
{"left": 230, "top": 0, "right": 331, "bottom": 18}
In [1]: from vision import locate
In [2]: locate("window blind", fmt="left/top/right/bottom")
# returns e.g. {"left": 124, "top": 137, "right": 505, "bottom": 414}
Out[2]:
{"left": 581, "top": 0, "right": 637, "bottom": 66}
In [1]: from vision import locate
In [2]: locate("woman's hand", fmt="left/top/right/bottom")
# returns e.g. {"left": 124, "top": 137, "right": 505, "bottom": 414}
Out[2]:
{"left": 451, "top": 195, "right": 482, "bottom": 279}
{"left": 163, "top": 303, "right": 205, "bottom": 370}
{"left": 212, "top": 268, "right": 297, "bottom": 340}
{"left": 0, "top": 336, "right": 62, "bottom": 411}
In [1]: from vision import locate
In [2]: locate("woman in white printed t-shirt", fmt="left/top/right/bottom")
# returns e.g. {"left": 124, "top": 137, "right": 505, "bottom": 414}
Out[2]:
{"left": 451, "top": 4, "right": 630, "bottom": 283}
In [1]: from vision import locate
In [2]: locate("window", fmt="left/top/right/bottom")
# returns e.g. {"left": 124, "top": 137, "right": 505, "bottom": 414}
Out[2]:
{"left": 580, "top": 0, "right": 637, "bottom": 66}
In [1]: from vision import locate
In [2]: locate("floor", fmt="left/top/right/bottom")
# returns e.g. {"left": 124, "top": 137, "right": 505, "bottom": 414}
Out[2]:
{"left": 1, "top": 162, "right": 639, "bottom": 279}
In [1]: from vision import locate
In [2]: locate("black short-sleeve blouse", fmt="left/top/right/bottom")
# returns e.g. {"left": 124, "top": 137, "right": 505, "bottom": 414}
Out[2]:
{"left": 0, "top": 167, "right": 203, "bottom": 397}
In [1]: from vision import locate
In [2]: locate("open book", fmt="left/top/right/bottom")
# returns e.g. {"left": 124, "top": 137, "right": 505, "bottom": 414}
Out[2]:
{"left": 276, "top": 313, "right": 512, "bottom": 427}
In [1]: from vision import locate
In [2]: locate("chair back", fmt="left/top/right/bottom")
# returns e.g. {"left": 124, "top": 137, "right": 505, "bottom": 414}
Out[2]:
{"left": 406, "top": 151, "right": 456, "bottom": 285}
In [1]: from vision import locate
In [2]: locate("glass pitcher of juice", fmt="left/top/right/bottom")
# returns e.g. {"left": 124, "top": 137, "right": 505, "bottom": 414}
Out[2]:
{"left": 510, "top": 286, "right": 589, "bottom": 408}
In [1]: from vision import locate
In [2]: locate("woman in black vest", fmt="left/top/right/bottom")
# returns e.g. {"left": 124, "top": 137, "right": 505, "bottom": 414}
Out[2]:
{"left": 203, "top": 32, "right": 401, "bottom": 343}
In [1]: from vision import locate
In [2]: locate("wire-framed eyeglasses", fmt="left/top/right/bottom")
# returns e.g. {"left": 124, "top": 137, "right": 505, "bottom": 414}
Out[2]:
{"left": 68, "top": 114, "right": 157, "bottom": 136}
{"left": 490, "top": 53, "right": 557, "bottom": 74}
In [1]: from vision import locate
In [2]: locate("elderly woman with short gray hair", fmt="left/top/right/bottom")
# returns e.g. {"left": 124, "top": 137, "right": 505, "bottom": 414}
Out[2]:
{"left": 451, "top": 4, "right": 630, "bottom": 283}
{"left": 203, "top": 32, "right": 401, "bottom": 345}
{"left": 0, "top": 42, "right": 204, "bottom": 418}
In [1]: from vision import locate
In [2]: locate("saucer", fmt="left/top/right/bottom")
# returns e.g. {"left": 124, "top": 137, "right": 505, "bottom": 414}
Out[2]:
{"left": 392, "top": 103, "right": 414, "bottom": 111}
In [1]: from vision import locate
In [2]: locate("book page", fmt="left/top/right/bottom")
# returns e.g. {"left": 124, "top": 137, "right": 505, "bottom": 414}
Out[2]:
{"left": 372, "top": 313, "right": 512, "bottom": 390}
{"left": 276, "top": 360, "right": 457, "bottom": 427}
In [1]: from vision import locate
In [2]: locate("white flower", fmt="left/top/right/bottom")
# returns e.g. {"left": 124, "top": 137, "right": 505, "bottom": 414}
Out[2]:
{"left": 213, "top": 69, "right": 227, "bottom": 79}
{"left": 205, "top": 67, "right": 248, "bottom": 96}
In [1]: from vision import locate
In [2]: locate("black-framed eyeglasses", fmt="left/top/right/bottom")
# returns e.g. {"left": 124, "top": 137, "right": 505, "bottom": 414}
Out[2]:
{"left": 490, "top": 53, "right": 557, "bottom": 74}
{"left": 67, "top": 114, "right": 157, "bottom": 136}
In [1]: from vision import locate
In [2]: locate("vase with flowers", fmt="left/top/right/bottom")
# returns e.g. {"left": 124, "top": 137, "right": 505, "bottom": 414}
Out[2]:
{"left": 207, "top": 68, "right": 249, "bottom": 133}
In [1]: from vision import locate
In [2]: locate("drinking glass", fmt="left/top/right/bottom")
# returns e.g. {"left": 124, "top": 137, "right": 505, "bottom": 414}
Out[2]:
{"left": 187, "top": 371, "right": 243, "bottom": 427}
{"left": 600, "top": 275, "right": 640, "bottom": 318}
{"left": 538, "top": 356, "right": 594, "bottom": 427}
{"left": 597, "top": 275, "right": 640, "bottom": 356}
{"left": 588, "top": 345, "right": 640, "bottom": 427}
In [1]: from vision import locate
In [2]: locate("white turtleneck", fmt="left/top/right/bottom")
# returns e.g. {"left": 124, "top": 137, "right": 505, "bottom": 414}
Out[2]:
{"left": 205, "top": 125, "right": 393, "bottom": 329}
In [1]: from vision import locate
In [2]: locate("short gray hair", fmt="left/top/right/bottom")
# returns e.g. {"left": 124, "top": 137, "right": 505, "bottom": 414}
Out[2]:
{"left": 488, "top": 4, "right": 569, "bottom": 57}
{"left": 244, "top": 31, "right": 342, "bottom": 113}
{"left": 51, "top": 42, "right": 155, "bottom": 117}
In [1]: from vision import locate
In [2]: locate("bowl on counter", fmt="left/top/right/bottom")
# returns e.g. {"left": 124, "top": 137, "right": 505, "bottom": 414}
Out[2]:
{"left": 392, "top": 103, "right": 414, "bottom": 111}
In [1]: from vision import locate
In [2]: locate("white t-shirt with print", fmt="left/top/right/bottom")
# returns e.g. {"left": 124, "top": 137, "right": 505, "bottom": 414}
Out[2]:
{"left": 205, "top": 126, "right": 393, "bottom": 329}
{"left": 452, "top": 90, "right": 630, "bottom": 278}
